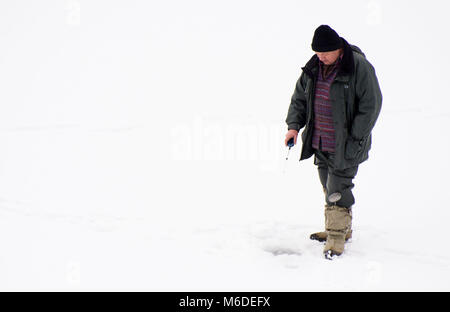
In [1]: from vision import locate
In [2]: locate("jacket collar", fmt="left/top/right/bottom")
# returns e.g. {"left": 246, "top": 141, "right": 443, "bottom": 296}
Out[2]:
{"left": 302, "top": 37, "right": 354, "bottom": 80}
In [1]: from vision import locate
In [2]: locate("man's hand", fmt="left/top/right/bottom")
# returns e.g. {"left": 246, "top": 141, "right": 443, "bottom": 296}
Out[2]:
{"left": 285, "top": 130, "right": 298, "bottom": 146}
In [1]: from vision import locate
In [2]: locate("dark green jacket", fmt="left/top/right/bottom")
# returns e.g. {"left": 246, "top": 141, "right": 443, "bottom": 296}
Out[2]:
{"left": 285, "top": 38, "right": 382, "bottom": 169}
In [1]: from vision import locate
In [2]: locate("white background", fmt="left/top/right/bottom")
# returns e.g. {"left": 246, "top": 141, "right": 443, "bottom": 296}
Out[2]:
{"left": 0, "top": 0, "right": 449, "bottom": 291}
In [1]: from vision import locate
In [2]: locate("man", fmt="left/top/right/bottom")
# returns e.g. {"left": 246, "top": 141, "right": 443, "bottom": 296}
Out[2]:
{"left": 284, "top": 25, "right": 382, "bottom": 259}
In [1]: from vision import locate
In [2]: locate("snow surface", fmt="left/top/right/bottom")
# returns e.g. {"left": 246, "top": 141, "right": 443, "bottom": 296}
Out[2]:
{"left": 0, "top": 0, "right": 449, "bottom": 291}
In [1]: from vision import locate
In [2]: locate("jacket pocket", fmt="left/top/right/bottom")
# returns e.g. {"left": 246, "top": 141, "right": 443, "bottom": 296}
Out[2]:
{"left": 344, "top": 136, "right": 365, "bottom": 160}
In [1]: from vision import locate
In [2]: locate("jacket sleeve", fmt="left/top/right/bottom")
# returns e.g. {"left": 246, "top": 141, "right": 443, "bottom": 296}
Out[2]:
{"left": 351, "top": 59, "right": 382, "bottom": 141}
{"left": 285, "top": 73, "right": 308, "bottom": 131}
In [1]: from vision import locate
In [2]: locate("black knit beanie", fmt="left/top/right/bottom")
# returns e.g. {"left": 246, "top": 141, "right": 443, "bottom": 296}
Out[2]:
{"left": 311, "top": 25, "right": 343, "bottom": 52}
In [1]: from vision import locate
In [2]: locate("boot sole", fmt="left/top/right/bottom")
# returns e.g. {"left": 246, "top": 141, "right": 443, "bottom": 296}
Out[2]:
{"left": 310, "top": 234, "right": 327, "bottom": 242}
{"left": 310, "top": 234, "right": 351, "bottom": 243}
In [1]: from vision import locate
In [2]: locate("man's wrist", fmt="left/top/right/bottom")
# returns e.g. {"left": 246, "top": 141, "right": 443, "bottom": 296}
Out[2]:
{"left": 287, "top": 123, "right": 300, "bottom": 131}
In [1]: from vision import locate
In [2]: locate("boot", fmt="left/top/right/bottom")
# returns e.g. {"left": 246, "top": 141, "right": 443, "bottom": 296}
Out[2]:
{"left": 310, "top": 205, "right": 352, "bottom": 242}
{"left": 310, "top": 229, "right": 352, "bottom": 242}
{"left": 323, "top": 205, "right": 352, "bottom": 259}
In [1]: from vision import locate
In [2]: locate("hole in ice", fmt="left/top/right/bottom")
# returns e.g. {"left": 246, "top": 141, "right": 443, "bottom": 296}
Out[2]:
{"left": 264, "top": 246, "right": 301, "bottom": 256}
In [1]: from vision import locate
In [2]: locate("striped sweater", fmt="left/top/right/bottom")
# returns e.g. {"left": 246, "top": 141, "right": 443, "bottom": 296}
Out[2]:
{"left": 311, "top": 59, "right": 341, "bottom": 152}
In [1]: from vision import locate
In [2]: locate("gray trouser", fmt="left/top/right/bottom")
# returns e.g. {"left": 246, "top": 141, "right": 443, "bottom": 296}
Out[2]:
{"left": 314, "top": 149, "right": 358, "bottom": 208}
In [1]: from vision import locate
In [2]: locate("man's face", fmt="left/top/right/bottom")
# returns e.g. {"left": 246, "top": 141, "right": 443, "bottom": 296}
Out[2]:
{"left": 315, "top": 49, "right": 342, "bottom": 65}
